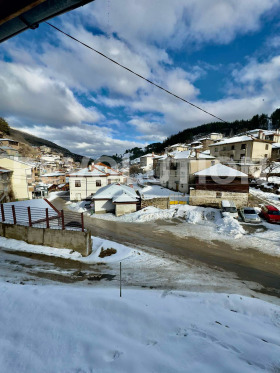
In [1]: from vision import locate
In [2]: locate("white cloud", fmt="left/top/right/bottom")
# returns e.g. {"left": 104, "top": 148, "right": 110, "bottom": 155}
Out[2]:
{"left": 0, "top": 61, "right": 100, "bottom": 126}
{"left": 80, "top": 0, "right": 279, "bottom": 47}
{"left": 17, "top": 123, "right": 145, "bottom": 158}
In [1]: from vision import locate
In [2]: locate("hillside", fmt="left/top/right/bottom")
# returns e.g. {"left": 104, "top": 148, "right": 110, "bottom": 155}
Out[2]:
{"left": 9, "top": 128, "right": 84, "bottom": 162}
{"left": 126, "top": 108, "right": 280, "bottom": 159}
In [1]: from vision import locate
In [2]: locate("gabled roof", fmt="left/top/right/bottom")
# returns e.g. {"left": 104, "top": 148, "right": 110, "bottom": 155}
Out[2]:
{"left": 93, "top": 183, "right": 139, "bottom": 202}
{"left": 194, "top": 163, "right": 248, "bottom": 177}
{"left": 69, "top": 163, "right": 122, "bottom": 177}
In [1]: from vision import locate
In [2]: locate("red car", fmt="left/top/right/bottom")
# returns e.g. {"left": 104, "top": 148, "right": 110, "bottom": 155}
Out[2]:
{"left": 260, "top": 205, "right": 280, "bottom": 224}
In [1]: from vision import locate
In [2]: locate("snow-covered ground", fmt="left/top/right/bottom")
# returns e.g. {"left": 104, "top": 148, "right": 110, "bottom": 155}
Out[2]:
{"left": 139, "top": 184, "right": 184, "bottom": 199}
{"left": 250, "top": 187, "right": 280, "bottom": 207}
{"left": 0, "top": 235, "right": 134, "bottom": 264}
{"left": 0, "top": 284, "right": 279, "bottom": 373}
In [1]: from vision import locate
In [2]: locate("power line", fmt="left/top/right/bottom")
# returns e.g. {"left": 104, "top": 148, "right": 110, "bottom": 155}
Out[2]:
{"left": 45, "top": 21, "right": 227, "bottom": 123}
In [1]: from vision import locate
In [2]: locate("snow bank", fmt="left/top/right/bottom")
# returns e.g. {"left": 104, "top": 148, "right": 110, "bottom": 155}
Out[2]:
{"left": 0, "top": 285, "right": 279, "bottom": 373}
{"left": 140, "top": 185, "right": 184, "bottom": 199}
{"left": 216, "top": 215, "right": 245, "bottom": 239}
{"left": 0, "top": 235, "right": 134, "bottom": 264}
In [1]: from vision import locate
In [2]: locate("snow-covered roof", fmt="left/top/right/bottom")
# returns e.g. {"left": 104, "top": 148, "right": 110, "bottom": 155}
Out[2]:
{"left": 0, "top": 167, "right": 12, "bottom": 173}
{"left": 0, "top": 138, "right": 18, "bottom": 142}
{"left": 41, "top": 172, "right": 65, "bottom": 177}
{"left": 159, "top": 150, "right": 215, "bottom": 160}
{"left": 69, "top": 164, "right": 121, "bottom": 177}
{"left": 140, "top": 153, "right": 161, "bottom": 158}
{"left": 93, "top": 183, "right": 139, "bottom": 203}
{"left": 194, "top": 163, "right": 248, "bottom": 177}
{"left": 209, "top": 135, "right": 254, "bottom": 146}
{"left": 272, "top": 143, "right": 280, "bottom": 149}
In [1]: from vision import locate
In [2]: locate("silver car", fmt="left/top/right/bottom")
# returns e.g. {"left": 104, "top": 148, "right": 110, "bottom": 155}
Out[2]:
{"left": 239, "top": 207, "right": 261, "bottom": 223}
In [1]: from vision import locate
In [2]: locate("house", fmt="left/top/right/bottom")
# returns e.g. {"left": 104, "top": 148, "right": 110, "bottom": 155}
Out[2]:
{"left": 0, "top": 146, "right": 19, "bottom": 157}
{"left": 40, "top": 172, "right": 66, "bottom": 185}
{"left": 209, "top": 135, "right": 272, "bottom": 162}
{"left": 0, "top": 138, "right": 19, "bottom": 149}
{"left": 245, "top": 129, "right": 280, "bottom": 143}
{"left": 0, "top": 168, "right": 13, "bottom": 202}
{"left": 0, "top": 157, "right": 37, "bottom": 200}
{"left": 165, "top": 144, "right": 190, "bottom": 153}
{"left": 140, "top": 153, "right": 161, "bottom": 171}
{"left": 93, "top": 183, "right": 139, "bottom": 216}
{"left": 69, "top": 162, "right": 125, "bottom": 201}
{"left": 158, "top": 150, "right": 219, "bottom": 193}
{"left": 189, "top": 163, "right": 249, "bottom": 208}
{"left": 271, "top": 143, "right": 280, "bottom": 161}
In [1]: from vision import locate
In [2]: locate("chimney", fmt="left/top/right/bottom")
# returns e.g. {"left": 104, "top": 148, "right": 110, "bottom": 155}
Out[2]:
{"left": 88, "top": 162, "right": 94, "bottom": 171}
{"left": 259, "top": 130, "right": 263, "bottom": 139}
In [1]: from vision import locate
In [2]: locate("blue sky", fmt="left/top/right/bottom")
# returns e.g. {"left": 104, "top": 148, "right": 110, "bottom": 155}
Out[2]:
{"left": 1, "top": 0, "right": 280, "bottom": 157}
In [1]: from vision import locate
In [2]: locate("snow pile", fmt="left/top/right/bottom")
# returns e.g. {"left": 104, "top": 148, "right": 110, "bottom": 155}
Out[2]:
{"left": 67, "top": 200, "right": 88, "bottom": 213}
{"left": 82, "top": 237, "right": 134, "bottom": 263}
{"left": 0, "top": 285, "right": 279, "bottom": 373}
{"left": 250, "top": 187, "right": 280, "bottom": 208}
{"left": 216, "top": 216, "right": 245, "bottom": 239}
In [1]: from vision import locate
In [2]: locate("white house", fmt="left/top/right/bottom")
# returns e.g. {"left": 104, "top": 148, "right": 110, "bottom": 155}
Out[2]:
{"left": 140, "top": 153, "right": 161, "bottom": 172}
{"left": 69, "top": 162, "right": 125, "bottom": 201}
{"left": 93, "top": 183, "right": 139, "bottom": 216}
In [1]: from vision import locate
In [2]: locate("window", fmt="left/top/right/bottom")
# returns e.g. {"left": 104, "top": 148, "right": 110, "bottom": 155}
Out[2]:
{"left": 96, "top": 180, "right": 101, "bottom": 187}
{"left": 264, "top": 154, "right": 268, "bottom": 158}
{"left": 75, "top": 180, "right": 81, "bottom": 187}
{"left": 216, "top": 192, "right": 222, "bottom": 198}
{"left": 108, "top": 179, "right": 112, "bottom": 185}
{"left": 231, "top": 145, "right": 235, "bottom": 150}
{"left": 265, "top": 144, "right": 269, "bottom": 150}
{"left": 223, "top": 146, "right": 226, "bottom": 151}
{"left": 215, "top": 147, "right": 218, "bottom": 152}
{"left": 211, "top": 161, "right": 215, "bottom": 166}
{"left": 241, "top": 144, "right": 247, "bottom": 150}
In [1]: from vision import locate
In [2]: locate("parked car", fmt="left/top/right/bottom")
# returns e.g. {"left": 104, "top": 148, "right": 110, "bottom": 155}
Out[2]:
{"left": 239, "top": 207, "right": 261, "bottom": 224}
{"left": 260, "top": 205, "right": 280, "bottom": 224}
{"left": 221, "top": 200, "right": 238, "bottom": 219}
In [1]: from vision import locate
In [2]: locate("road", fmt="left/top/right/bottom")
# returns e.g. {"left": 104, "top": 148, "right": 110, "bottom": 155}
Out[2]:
{"left": 52, "top": 196, "right": 280, "bottom": 298}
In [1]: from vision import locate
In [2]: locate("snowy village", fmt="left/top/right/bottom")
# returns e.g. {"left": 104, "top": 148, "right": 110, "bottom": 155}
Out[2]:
{"left": 0, "top": 1, "right": 280, "bottom": 373}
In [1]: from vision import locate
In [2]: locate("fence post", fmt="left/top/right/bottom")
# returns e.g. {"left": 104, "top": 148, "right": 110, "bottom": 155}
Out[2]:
{"left": 12, "top": 205, "right": 16, "bottom": 225}
{"left": 1, "top": 204, "right": 5, "bottom": 222}
{"left": 27, "top": 207, "right": 32, "bottom": 227}
{"left": 81, "top": 212, "right": 84, "bottom": 232}
{"left": 61, "top": 210, "right": 65, "bottom": 230}
{"left": 46, "top": 208, "right": 50, "bottom": 229}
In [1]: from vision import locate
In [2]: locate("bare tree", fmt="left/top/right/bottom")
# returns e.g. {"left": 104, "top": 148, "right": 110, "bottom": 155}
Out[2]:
{"left": 263, "top": 159, "right": 279, "bottom": 181}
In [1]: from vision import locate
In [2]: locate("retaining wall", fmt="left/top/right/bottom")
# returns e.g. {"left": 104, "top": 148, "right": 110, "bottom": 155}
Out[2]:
{"left": 0, "top": 223, "right": 92, "bottom": 257}
{"left": 141, "top": 197, "right": 169, "bottom": 210}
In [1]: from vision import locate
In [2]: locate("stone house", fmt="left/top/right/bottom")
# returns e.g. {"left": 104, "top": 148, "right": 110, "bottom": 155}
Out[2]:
{"left": 189, "top": 163, "right": 249, "bottom": 208}
{"left": 40, "top": 172, "right": 66, "bottom": 185}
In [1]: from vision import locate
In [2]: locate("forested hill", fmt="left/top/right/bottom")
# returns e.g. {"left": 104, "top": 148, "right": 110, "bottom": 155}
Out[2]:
{"left": 125, "top": 109, "right": 280, "bottom": 159}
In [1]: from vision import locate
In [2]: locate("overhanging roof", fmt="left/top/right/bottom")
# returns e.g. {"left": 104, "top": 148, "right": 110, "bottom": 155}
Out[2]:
{"left": 0, "top": 0, "right": 95, "bottom": 44}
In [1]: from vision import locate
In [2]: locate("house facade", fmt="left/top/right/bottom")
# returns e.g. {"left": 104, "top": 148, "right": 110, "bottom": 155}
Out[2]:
{"left": 189, "top": 163, "right": 249, "bottom": 208}
{"left": 209, "top": 136, "right": 272, "bottom": 162}
{"left": 0, "top": 157, "right": 37, "bottom": 200}
{"left": 41, "top": 172, "right": 66, "bottom": 185}
{"left": 271, "top": 143, "right": 280, "bottom": 161}
{"left": 0, "top": 138, "right": 19, "bottom": 149}
{"left": 69, "top": 163, "right": 125, "bottom": 201}
{"left": 93, "top": 183, "right": 139, "bottom": 216}
{"left": 159, "top": 150, "right": 219, "bottom": 193}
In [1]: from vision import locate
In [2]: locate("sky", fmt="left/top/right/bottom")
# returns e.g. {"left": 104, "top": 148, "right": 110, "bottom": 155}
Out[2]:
{"left": 1, "top": 0, "right": 280, "bottom": 158}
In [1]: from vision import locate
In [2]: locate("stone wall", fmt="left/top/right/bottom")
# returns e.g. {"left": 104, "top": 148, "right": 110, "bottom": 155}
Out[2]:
{"left": 141, "top": 198, "right": 169, "bottom": 210}
{"left": 0, "top": 223, "right": 92, "bottom": 257}
{"left": 189, "top": 189, "right": 248, "bottom": 208}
